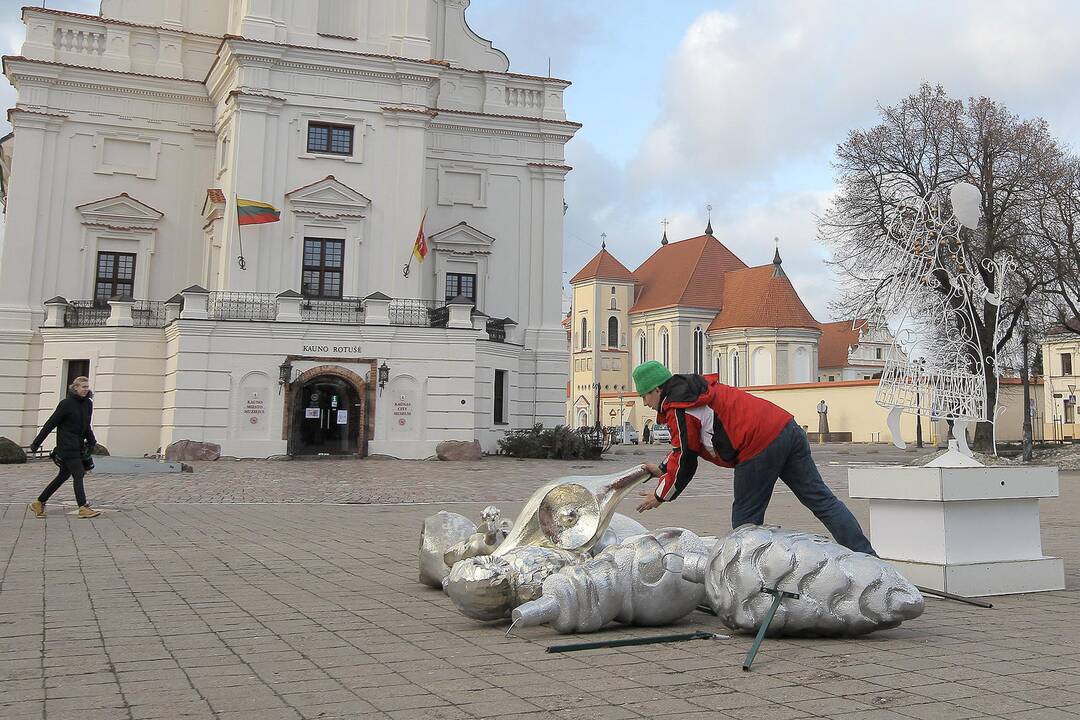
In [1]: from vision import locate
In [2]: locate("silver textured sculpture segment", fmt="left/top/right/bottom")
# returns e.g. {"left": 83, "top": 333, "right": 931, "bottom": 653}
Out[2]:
{"left": 511, "top": 527, "right": 710, "bottom": 633}
{"left": 418, "top": 511, "right": 477, "bottom": 588}
{"left": 683, "top": 525, "right": 924, "bottom": 637}
{"left": 444, "top": 546, "right": 578, "bottom": 621}
{"left": 443, "top": 505, "right": 509, "bottom": 567}
{"left": 858, "top": 182, "right": 1010, "bottom": 454}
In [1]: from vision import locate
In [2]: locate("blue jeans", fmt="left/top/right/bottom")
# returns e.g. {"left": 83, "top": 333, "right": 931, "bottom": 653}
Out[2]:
{"left": 732, "top": 420, "right": 876, "bottom": 555}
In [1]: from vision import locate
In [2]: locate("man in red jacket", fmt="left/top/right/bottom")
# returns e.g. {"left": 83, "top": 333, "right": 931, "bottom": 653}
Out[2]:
{"left": 631, "top": 361, "right": 875, "bottom": 555}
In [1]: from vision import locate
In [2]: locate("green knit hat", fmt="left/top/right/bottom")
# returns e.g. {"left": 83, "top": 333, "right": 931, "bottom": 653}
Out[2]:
{"left": 633, "top": 361, "right": 672, "bottom": 396}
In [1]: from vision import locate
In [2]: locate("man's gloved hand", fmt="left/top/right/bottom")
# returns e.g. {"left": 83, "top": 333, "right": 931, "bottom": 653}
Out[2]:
{"left": 29, "top": 443, "right": 40, "bottom": 454}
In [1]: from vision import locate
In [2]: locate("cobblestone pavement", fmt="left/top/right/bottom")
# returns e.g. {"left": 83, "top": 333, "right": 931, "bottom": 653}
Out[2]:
{"left": 1, "top": 445, "right": 1078, "bottom": 720}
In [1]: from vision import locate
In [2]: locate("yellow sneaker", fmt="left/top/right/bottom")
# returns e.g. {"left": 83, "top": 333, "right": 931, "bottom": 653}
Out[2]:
{"left": 77, "top": 506, "right": 101, "bottom": 519}
{"left": 29, "top": 500, "right": 45, "bottom": 518}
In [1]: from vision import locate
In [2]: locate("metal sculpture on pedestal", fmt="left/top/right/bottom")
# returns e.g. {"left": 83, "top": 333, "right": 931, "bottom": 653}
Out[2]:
{"left": 682, "top": 525, "right": 924, "bottom": 637}
{"left": 855, "top": 182, "right": 1010, "bottom": 455}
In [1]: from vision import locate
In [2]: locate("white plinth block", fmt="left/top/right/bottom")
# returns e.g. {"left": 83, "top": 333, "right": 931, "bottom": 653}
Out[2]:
{"left": 849, "top": 465, "right": 1064, "bottom": 597}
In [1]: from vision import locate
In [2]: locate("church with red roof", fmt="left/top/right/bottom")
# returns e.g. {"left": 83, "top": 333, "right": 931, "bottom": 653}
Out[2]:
{"left": 566, "top": 223, "right": 900, "bottom": 429}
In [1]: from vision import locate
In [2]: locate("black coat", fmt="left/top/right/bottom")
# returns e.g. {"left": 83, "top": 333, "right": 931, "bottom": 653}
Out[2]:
{"left": 31, "top": 391, "right": 96, "bottom": 459}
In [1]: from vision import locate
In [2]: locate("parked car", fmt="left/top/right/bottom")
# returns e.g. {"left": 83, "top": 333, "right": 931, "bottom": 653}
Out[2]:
{"left": 651, "top": 423, "right": 671, "bottom": 443}
{"left": 609, "top": 423, "right": 639, "bottom": 445}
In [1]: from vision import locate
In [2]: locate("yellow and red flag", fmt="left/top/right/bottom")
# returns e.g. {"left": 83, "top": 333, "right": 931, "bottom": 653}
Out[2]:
{"left": 412, "top": 212, "right": 428, "bottom": 263}
{"left": 236, "top": 198, "right": 280, "bottom": 226}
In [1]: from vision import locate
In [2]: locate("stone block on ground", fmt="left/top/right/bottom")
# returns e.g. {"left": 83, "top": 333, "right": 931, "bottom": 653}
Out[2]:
{"left": 165, "top": 440, "right": 221, "bottom": 461}
{"left": 436, "top": 440, "right": 482, "bottom": 461}
{"left": 0, "top": 437, "right": 27, "bottom": 464}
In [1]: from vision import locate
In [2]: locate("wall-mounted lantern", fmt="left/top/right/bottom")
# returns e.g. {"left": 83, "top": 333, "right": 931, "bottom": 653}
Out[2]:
{"left": 279, "top": 359, "right": 293, "bottom": 386}
{"left": 378, "top": 361, "right": 390, "bottom": 390}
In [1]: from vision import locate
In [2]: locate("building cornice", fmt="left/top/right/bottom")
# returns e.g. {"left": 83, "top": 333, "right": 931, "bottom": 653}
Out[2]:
{"left": 21, "top": 6, "right": 222, "bottom": 41}
{"left": 3, "top": 55, "right": 203, "bottom": 85}
{"left": 208, "top": 34, "right": 571, "bottom": 85}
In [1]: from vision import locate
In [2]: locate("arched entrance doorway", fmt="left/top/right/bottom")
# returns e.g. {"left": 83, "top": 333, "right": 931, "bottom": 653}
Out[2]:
{"left": 289, "top": 372, "right": 364, "bottom": 456}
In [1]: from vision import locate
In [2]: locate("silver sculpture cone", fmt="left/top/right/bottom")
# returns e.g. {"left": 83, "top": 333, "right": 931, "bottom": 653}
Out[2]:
{"left": 495, "top": 465, "right": 652, "bottom": 557}
{"left": 683, "top": 525, "right": 924, "bottom": 637}
{"left": 512, "top": 527, "right": 709, "bottom": 633}
{"left": 418, "top": 511, "right": 476, "bottom": 588}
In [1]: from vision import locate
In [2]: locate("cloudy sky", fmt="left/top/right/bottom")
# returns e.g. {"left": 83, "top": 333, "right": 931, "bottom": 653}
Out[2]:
{"left": 4, "top": 0, "right": 1080, "bottom": 319}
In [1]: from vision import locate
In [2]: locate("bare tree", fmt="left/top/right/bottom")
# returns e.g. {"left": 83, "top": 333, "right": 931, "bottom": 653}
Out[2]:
{"left": 820, "top": 83, "right": 1076, "bottom": 451}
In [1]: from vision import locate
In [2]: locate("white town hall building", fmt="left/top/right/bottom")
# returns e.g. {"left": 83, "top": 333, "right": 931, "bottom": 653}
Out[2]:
{"left": 0, "top": 0, "right": 577, "bottom": 459}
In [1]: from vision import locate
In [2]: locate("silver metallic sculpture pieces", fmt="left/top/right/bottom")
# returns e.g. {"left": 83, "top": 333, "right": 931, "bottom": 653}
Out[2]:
{"left": 421, "top": 468, "right": 924, "bottom": 638}
{"left": 442, "top": 466, "right": 654, "bottom": 620}
{"left": 511, "top": 527, "right": 710, "bottom": 633}
{"left": 443, "top": 505, "right": 509, "bottom": 567}
{"left": 682, "top": 525, "right": 924, "bottom": 637}
{"left": 855, "top": 182, "right": 1010, "bottom": 454}
{"left": 418, "top": 510, "right": 479, "bottom": 588}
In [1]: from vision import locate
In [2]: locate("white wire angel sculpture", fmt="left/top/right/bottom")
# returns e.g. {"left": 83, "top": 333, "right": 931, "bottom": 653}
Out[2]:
{"left": 856, "top": 183, "right": 1010, "bottom": 455}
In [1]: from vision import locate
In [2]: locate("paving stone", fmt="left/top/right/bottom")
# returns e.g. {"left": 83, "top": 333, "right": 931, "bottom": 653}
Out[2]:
{"left": 0, "top": 451, "right": 1076, "bottom": 720}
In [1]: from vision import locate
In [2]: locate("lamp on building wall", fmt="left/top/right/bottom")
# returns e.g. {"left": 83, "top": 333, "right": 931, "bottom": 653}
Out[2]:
{"left": 278, "top": 359, "right": 293, "bottom": 387}
{"left": 378, "top": 361, "right": 390, "bottom": 390}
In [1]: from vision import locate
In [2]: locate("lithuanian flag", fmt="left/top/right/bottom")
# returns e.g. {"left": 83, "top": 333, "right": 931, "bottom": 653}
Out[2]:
{"left": 236, "top": 198, "right": 280, "bottom": 226}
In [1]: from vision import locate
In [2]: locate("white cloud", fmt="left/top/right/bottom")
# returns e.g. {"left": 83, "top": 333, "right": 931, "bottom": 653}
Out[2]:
{"left": 562, "top": 0, "right": 1080, "bottom": 321}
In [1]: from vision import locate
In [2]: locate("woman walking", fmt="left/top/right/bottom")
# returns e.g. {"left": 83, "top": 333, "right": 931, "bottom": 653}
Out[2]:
{"left": 28, "top": 376, "right": 101, "bottom": 519}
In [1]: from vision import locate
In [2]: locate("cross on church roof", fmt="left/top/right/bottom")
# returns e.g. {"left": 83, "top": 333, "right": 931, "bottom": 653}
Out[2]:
{"left": 600, "top": 232, "right": 607, "bottom": 250}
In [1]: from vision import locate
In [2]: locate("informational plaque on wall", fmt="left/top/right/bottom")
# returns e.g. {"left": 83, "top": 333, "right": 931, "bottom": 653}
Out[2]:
{"left": 337, "top": 410, "right": 348, "bottom": 425}
{"left": 305, "top": 407, "right": 320, "bottom": 419}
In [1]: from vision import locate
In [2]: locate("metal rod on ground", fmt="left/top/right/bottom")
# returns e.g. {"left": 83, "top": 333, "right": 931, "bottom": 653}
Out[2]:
{"left": 546, "top": 630, "right": 722, "bottom": 653}
{"left": 915, "top": 585, "right": 993, "bottom": 608}
{"left": 743, "top": 585, "right": 799, "bottom": 672}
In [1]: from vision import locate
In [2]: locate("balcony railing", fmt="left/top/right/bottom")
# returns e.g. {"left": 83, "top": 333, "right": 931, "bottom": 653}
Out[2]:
{"left": 207, "top": 292, "right": 277, "bottom": 321}
{"left": 485, "top": 318, "right": 506, "bottom": 343}
{"left": 301, "top": 296, "right": 365, "bottom": 324}
{"left": 132, "top": 300, "right": 167, "bottom": 328}
{"left": 390, "top": 298, "right": 442, "bottom": 327}
{"left": 64, "top": 300, "right": 109, "bottom": 328}
{"left": 50, "top": 293, "right": 514, "bottom": 334}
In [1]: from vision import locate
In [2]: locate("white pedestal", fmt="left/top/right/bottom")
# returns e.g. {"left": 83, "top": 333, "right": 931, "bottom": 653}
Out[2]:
{"left": 849, "top": 462, "right": 1064, "bottom": 597}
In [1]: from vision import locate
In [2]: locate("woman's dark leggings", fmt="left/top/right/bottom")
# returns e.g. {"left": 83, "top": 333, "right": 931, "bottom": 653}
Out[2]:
{"left": 38, "top": 457, "right": 87, "bottom": 507}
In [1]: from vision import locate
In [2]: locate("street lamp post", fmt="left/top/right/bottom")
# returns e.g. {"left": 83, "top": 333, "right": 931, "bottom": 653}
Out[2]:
{"left": 915, "top": 358, "right": 924, "bottom": 449}
{"left": 592, "top": 382, "right": 601, "bottom": 430}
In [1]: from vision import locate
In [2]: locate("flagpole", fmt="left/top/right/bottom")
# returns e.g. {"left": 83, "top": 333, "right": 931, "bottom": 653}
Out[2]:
{"left": 234, "top": 194, "right": 246, "bottom": 270}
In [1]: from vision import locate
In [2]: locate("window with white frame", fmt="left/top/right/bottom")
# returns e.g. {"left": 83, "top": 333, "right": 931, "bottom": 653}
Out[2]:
{"left": 581, "top": 317, "right": 588, "bottom": 349}
{"left": 638, "top": 331, "right": 646, "bottom": 364}
{"left": 607, "top": 317, "right": 619, "bottom": 348}
{"left": 659, "top": 328, "right": 670, "bottom": 367}
{"left": 445, "top": 272, "right": 477, "bottom": 302}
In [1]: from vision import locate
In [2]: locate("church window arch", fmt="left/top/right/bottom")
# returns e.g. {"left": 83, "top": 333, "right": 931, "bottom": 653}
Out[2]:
{"left": 607, "top": 316, "right": 619, "bottom": 348}
{"left": 693, "top": 327, "right": 705, "bottom": 374}
{"left": 659, "top": 327, "right": 670, "bottom": 367}
{"left": 638, "top": 331, "right": 647, "bottom": 364}
{"left": 580, "top": 317, "right": 588, "bottom": 349}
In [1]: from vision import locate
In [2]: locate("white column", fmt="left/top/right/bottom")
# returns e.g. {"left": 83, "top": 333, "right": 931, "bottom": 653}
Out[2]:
{"left": 275, "top": 290, "right": 302, "bottom": 322}
{"left": 363, "top": 292, "right": 391, "bottom": 326}
{"left": 380, "top": 107, "right": 434, "bottom": 299}
{"left": 106, "top": 298, "right": 134, "bottom": 327}
{"left": 179, "top": 286, "right": 209, "bottom": 320}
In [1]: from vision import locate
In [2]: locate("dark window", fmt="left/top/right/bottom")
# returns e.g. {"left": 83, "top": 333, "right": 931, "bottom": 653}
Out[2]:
{"left": 875, "top": 347, "right": 883, "bottom": 360}
{"left": 66, "top": 359, "right": 90, "bottom": 387}
{"left": 307, "top": 122, "right": 353, "bottom": 155}
{"left": 494, "top": 369, "right": 507, "bottom": 424}
{"left": 1063, "top": 353, "right": 1073, "bottom": 376}
{"left": 94, "top": 251, "right": 136, "bottom": 302}
{"left": 301, "top": 238, "right": 344, "bottom": 298}
{"left": 607, "top": 317, "right": 619, "bottom": 348}
{"left": 446, "top": 272, "right": 476, "bottom": 302}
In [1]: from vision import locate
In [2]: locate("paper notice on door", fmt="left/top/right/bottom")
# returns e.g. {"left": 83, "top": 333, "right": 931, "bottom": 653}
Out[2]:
{"left": 337, "top": 410, "right": 348, "bottom": 425}
{"left": 305, "top": 408, "right": 321, "bottom": 419}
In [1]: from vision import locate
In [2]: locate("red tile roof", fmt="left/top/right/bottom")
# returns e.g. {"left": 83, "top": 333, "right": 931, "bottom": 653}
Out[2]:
{"left": 206, "top": 189, "right": 226, "bottom": 205}
{"left": 629, "top": 235, "right": 747, "bottom": 313}
{"left": 1047, "top": 318, "right": 1080, "bottom": 335}
{"left": 817, "top": 319, "right": 863, "bottom": 369}
{"left": 570, "top": 248, "right": 635, "bottom": 284}
{"left": 707, "top": 264, "right": 819, "bottom": 332}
